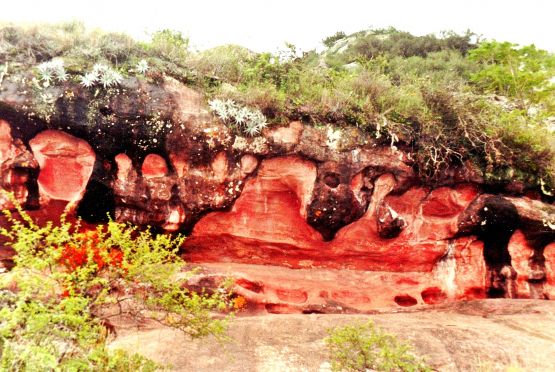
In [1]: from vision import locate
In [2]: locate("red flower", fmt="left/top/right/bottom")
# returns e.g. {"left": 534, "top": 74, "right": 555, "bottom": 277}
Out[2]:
{"left": 58, "top": 232, "right": 123, "bottom": 272}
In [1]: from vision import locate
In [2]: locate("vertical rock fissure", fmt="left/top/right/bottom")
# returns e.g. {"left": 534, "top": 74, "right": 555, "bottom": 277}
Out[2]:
{"left": 478, "top": 196, "right": 519, "bottom": 298}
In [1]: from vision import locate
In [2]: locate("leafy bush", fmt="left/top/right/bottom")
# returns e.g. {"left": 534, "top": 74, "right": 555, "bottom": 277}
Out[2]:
{"left": 97, "top": 32, "right": 139, "bottom": 66}
{"left": 468, "top": 41, "right": 555, "bottom": 105}
{"left": 325, "top": 321, "right": 430, "bottom": 372}
{"left": 147, "top": 29, "right": 189, "bottom": 65}
{"left": 322, "top": 31, "right": 347, "bottom": 48}
{"left": 191, "top": 45, "right": 255, "bottom": 83}
{"left": 326, "top": 28, "right": 476, "bottom": 67}
{"left": 0, "top": 193, "right": 233, "bottom": 370}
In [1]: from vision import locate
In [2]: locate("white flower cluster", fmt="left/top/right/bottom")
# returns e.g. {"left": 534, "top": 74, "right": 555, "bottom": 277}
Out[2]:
{"left": 37, "top": 59, "right": 67, "bottom": 85}
{"left": 209, "top": 99, "right": 268, "bottom": 136}
{"left": 136, "top": 59, "right": 149, "bottom": 74}
{"left": 326, "top": 126, "right": 343, "bottom": 150}
{"left": 80, "top": 63, "right": 123, "bottom": 88}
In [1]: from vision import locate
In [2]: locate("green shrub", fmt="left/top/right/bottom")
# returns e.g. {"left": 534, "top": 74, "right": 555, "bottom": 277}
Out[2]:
{"left": 326, "top": 28, "right": 476, "bottom": 67}
{"left": 0, "top": 193, "right": 233, "bottom": 370}
{"left": 147, "top": 29, "right": 189, "bottom": 65}
{"left": 323, "top": 31, "right": 347, "bottom": 48}
{"left": 468, "top": 41, "right": 555, "bottom": 104}
{"left": 191, "top": 45, "right": 255, "bottom": 83}
{"left": 388, "top": 50, "right": 477, "bottom": 86}
{"left": 325, "top": 321, "right": 431, "bottom": 372}
{"left": 490, "top": 109, "right": 555, "bottom": 186}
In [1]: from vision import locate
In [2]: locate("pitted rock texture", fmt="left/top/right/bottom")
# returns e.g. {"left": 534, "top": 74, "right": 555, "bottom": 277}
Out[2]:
{"left": 1, "top": 77, "right": 554, "bottom": 310}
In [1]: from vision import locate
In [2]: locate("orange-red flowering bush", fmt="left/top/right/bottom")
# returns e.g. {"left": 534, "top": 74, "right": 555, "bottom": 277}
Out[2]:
{"left": 0, "top": 193, "right": 234, "bottom": 369}
{"left": 232, "top": 295, "right": 247, "bottom": 311}
{"left": 58, "top": 231, "right": 123, "bottom": 272}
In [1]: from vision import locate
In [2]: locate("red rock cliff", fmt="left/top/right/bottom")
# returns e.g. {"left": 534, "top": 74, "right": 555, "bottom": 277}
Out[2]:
{"left": 1, "top": 77, "right": 554, "bottom": 313}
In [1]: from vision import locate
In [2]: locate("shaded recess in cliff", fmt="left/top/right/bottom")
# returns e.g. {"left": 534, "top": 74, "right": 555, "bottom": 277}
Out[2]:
{"left": 1, "top": 73, "right": 555, "bottom": 313}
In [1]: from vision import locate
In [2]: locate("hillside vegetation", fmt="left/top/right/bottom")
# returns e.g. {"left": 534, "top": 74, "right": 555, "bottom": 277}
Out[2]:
{"left": 1, "top": 22, "right": 554, "bottom": 191}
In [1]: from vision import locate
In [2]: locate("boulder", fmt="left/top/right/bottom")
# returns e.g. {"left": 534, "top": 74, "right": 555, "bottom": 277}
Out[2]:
{"left": 29, "top": 130, "right": 95, "bottom": 202}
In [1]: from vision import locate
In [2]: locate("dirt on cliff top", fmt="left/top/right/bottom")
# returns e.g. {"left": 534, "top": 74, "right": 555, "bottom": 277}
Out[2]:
{"left": 109, "top": 299, "right": 555, "bottom": 371}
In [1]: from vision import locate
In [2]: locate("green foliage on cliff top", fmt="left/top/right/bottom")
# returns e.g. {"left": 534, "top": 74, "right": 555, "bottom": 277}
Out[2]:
{"left": 0, "top": 22, "right": 554, "bottom": 191}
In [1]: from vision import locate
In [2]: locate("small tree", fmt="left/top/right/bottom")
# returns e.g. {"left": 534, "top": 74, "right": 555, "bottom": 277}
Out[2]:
{"left": 0, "top": 193, "right": 232, "bottom": 370}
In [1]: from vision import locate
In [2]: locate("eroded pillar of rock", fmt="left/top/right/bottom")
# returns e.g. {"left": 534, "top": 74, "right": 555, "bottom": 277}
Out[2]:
{"left": 0, "top": 119, "right": 39, "bottom": 209}
{"left": 545, "top": 243, "right": 555, "bottom": 299}
{"left": 29, "top": 130, "right": 95, "bottom": 204}
{"left": 307, "top": 162, "right": 368, "bottom": 240}
{"left": 114, "top": 153, "right": 148, "bottom": 225}
{"left": 508, "top": 230, "right": 546, "bottom": 298}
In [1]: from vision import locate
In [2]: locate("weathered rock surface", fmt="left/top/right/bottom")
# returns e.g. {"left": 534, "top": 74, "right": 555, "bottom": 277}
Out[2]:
{"left": 0, "top": 119, "right": 38, "bottom": 209}
{"left": 29, "top": 130, "right": 95, "bottom": 202}
{"left": 109, "top": 299, "right": 555, "bottom": 371}
{"left": 1, "top": 77, "right": 554, "bottom": 309}
{"left": 185, "top": 260, "right": 487, "bottom": 314}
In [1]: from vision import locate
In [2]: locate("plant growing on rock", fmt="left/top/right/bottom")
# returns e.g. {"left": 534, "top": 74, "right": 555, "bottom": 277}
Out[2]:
{"left": 2, "top": 23, "right": 554, "bottom": 191}
{"left": 135, "top": 59, "right": 149, "bottom": 74}
{"left": 325, "top": 321, "right": 431, "bottom": 372}
{"left": 0, "top": 193, "right": 233, "bottom": 370}
{"left": 80, "top": 63, "right": 123, "bottom": 88}
{"left": 36, "top": 59, "right": 68, "bottom": 86}
{"left": 209, "top": 98, "right": 268, "bottom": 136}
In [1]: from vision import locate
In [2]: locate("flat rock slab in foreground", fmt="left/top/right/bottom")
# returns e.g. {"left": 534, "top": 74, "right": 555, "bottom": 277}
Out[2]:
{"left": 110, "top": 299, "right": 555, "bottom": 371}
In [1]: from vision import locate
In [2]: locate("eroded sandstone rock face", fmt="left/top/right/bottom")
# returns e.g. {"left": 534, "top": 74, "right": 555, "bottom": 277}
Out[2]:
{"left": 0, "top": 119, "right": 38, "bottom": 209}
{"left": 1, "top": 77, "right": 554, "bottom": 313}
{"left": 29, "top": 130, "right": 95, "bottom": 203}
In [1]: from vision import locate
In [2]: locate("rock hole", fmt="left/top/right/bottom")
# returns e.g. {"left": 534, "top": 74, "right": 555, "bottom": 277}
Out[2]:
{"left": 421, "top": 287, "right": 448, "bottom": 305}
{"left": 393, "top": 294, "right": 418, "bottom": 307}
{"left": 99, "top": 106, "right": 113, "bottom": 116}
{"left": 302, "top": 309, "right": 324, "bottom": 314}
{"left": 235, "top": 278, "right": 264, "bottom": 293}
{"left": 463, "top": 287, "right": 486, "bottom": 299}
{"left": 77, "top": 180, "right": 115, "bottom": 223}
{"left": 275, "top": 289, "right": 308, "bottom": 303}
{"left": 20, "top": 166, "right": 40, "bottom": 210}
{"left": 323, "top": 172, "right": 340, "bottom": 188}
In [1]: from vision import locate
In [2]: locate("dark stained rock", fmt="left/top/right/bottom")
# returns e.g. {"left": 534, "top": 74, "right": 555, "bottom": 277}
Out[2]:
{"left": 1, "top": 76, "right": 554, "bottom": 310}
{"left": 376, "top": 201, "right": 405, "bottom": 239}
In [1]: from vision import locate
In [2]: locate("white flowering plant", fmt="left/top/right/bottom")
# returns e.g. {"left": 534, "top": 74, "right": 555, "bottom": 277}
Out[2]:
{"left": 36, "top": 59, "right": 68, "bottom": 86}
{"left": 80, "top": 63, "right": 123, "bottom": 88}
{"left": 136, "top": 59, "right": 149, "bottom": 74}
{"left": 209, "top": 99, "right": 268, "bottom": 136}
